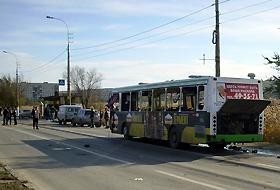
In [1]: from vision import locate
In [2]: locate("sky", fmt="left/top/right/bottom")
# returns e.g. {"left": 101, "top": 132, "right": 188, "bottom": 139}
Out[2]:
{"left": 0, "top": 0, "right": 279, "bottom": 88}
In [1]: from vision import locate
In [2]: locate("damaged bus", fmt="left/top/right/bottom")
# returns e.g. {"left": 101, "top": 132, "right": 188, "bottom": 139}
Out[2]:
{"left": 107, "top": 76, "right": 270, "bottom": 148}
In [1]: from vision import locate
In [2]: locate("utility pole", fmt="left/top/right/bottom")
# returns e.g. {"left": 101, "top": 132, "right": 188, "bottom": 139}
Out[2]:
{"left": 3, "top": 51, "right": 20, "bottom": 115}
{"left": 67, "top": 35, "right": 71, "bottom": 105}
{"left": 46, "top": 16, "right": 71, "bottom": 105}
{"left": 214, "top": 0, "right": 221, "bottom": 77}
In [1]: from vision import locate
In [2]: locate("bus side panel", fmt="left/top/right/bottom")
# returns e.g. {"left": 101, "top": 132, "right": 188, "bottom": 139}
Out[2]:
{"left": 179, "top": 111, "right": 210, "bottom": 144}
{"left": 129, "top": 112, "right": 145, "bottom": 137}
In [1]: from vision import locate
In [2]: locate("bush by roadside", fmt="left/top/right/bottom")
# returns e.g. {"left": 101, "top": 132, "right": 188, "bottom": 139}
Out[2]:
{"left": 264, "top": 99, "right": 280, "bottom": 144}
{"left": 0, "top": 163, "right": 33, "bottom": 190}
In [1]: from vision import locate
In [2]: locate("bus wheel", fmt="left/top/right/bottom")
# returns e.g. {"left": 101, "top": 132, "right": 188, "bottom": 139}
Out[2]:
{"left": 169, "top": 127, "right": 180, "bottom": 148}
{"left": 123, "top": 125, "right": 130, "bottom": 140}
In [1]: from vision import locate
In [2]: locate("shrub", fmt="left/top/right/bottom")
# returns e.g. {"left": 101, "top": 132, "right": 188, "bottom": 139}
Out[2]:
{"left": 264, "top": 99, "right": 280, "bottom": 144}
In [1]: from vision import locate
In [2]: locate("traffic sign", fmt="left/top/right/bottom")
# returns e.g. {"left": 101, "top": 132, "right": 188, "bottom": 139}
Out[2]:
{"left": 58, "top": 79, "right": 65, "bottom": 86}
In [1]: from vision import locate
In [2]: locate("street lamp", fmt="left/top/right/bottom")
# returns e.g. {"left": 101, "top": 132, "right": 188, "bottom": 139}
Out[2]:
{"left": 46, "top": 15, "right": 71, "bottom": 105}
{"left": 3, "top": 51, "right": 20, "bottom": 115}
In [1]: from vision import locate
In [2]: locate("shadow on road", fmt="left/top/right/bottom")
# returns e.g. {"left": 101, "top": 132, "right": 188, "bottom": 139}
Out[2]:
{"left": 16, "top": 131, "right": 245, "bottom": 171}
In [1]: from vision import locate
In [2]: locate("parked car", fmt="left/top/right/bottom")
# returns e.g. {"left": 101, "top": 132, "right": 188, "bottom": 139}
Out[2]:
{"left": 72, "top": 109, "right": 100, "bottom": 127}
{"left": 57, "top": 105, "right": 82, "bottom": 125}
{"left": 19, "top": 109, "right": 32, "bottom": 119}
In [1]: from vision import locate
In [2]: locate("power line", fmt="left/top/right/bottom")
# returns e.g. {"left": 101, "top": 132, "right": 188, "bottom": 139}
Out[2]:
{"left": 221, "top": 0, "right": 273, "bottom": 15}
{"left": 221, "top": 4, "right": 280, "bottom": 24}
{"left": 22, "top": 48, "right": 66, "bottom": 73}
{"left": 71, "top": 15, "right": 216, "bottom": 58}
{"left": 72, "top": 25, "right": 215, "bottom": 61}
{"left": 72, "top": 3, "right": 280, "bottom": 61}
{"left": 72, "top": 0, "right": 272, "bottom": 59}
{"left": 72, "top": 3, "right": 217, "bottom": 51}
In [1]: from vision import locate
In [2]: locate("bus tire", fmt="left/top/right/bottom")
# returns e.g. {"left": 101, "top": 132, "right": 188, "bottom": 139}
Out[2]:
{"left": 123, "top": 125, "right": 130, "bottom": 140}
{"left": 168, "top": 127, "right": 180, "bottom": 149}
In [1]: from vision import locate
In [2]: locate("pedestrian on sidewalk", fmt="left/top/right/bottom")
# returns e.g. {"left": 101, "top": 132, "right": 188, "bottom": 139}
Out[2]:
{"left": 90, "top": 108, "right": 95, "bottom": 128}
{"left": 2, "top": 107, "right": 8, "bottom": 125}
{"left": 31, "top": 106, "right": 39, "bottom": 130}
{"left": 104, "top": 107, "right": 109, "bottom": 128}
{"left": 12, "top": 108, "right": 17, "bottom": 125}
{"left": 7, "top": 108, "right": 11, "bottom": 125}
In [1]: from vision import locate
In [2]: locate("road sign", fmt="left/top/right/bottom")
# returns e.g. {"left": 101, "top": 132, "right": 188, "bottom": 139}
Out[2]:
{"left": 58, "top": 79, "right": 65, "bottom": 86}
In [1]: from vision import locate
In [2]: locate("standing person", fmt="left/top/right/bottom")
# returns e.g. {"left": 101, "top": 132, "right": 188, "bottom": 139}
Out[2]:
{"left": 31, "top": 106, "right": 39, "bottom": 130}
{"left": 2, "top": 107, "right": 8, "bottom": 125}
{"left": 7, "top": 108, "right": 11, "bottom": 125}
{"left": 90, "top": 108, "right": 94, "bottom": 128}
{"left": 12, "top": 108, "right": 17, "bottom": 125}
{"left": 104, "top": 107, "right": 109, "bottom": 128}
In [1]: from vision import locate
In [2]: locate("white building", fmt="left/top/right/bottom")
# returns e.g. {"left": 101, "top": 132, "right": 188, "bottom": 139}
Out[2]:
{"left": 21, "top": 82, "right": 59, "bottom": 100}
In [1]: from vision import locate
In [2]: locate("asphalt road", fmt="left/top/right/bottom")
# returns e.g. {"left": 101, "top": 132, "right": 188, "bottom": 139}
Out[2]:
{"left": 0, "top": 119, "right": 279, "bottom": 190}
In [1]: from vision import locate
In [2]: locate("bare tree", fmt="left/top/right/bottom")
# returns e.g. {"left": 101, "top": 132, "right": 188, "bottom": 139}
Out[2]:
{"left": 65, "top": 66, "right": 102, "bottom": 108}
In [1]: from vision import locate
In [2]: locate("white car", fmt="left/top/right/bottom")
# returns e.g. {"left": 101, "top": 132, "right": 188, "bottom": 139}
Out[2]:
{"left": 57, "top": 105, "right": 82, "bottom": 125}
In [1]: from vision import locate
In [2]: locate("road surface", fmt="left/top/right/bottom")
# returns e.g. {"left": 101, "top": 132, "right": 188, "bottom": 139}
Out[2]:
{"left": 0, "top": 119, "right": 279, "bottom": 190}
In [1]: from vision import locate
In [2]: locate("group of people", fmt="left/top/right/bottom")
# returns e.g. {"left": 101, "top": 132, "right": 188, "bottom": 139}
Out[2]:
{"left": 1, "top": 107, "right": 17, "bottom": 126}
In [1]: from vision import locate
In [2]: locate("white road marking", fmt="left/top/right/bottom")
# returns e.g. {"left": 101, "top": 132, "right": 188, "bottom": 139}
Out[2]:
{"left": 256, "top": 163, "right": 280, "bottom": 170}
{"left": 6, "top": 127, "right": 133, "bottom": 165}
{"left": 155, "top": 170, "right": 227, "bottom": 190}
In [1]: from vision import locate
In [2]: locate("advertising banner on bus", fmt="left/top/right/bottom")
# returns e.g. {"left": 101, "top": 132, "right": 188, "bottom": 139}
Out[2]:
{"left": 217, "top": 83, "right": 259, "bottom": 102}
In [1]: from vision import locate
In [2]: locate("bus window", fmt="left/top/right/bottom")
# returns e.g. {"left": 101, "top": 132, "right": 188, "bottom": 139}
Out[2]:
{"left": 198, "top": 86, "right": 205, "bottom": 110}
{"left": 107, "top": 93, "right": 119, "bottom": 110}
{"left": 153, "top": 88, "right": 165, "bottom": 111}
{"left": 142, "top": 91, "right": 152, "bottom": 111}
{"left": 182, "top": 87, "right": 196, "bottom": 111}
{"left": 131, "top": 91, "right": 139, "bottom": 111}
{"left": 167, "top": 87, "right": 180, "bottom": 111}
{"left": 121, "top": 93, "right": 130, "bottom": 111}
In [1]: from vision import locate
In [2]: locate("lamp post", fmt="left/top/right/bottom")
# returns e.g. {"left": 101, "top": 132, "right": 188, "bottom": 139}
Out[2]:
{"left": 3, "top": 51, "right": 19, "bottom": 115}
{"left": 46, "top": 16, "right": 71, "bottom": 105}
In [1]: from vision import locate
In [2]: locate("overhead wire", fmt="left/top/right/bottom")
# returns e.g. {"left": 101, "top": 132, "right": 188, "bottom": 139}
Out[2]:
{"left": 71, "top": 15, "right": 216, "bottom": 58}
{"left": 22, "top": 48, "right": 67, "bottom": 73}
{"left": 71, "top": 3, "right": 217, "bottom": 51}
{"left": 21, "top": 0, "right": 279, "bottom": 73}
{"left": 72, "top": 0, "right": 272, "bottom": 59}
{"left": 72, "top": 1, "right": 280, "bottom": 61}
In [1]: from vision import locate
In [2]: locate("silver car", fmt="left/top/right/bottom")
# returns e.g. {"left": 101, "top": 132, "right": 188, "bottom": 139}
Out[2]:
{"left": 72, "top": 109, "right": 100, "bottom": 127}
{"left": 19, "top": 109, "right": 32, "bottom": 119}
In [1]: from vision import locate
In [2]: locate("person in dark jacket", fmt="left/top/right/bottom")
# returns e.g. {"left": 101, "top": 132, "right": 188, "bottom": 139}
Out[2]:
{"left": 2, "top": 108, "right": 8, "bottom": 125}
{"left": 31, "top": 106, "right": 39, "bottom": 129}
{"left": 6, "top": 108, "right": 11, "bottom": 125}
{"left": 12, "top": 108, "right": 17, "bottom": 125}
{"left": 90, "top": 108, "right": 95, "bottom": 128}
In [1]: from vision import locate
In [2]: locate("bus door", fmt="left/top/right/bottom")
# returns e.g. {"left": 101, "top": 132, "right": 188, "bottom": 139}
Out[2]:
{"left": 142, "top": 90, "right": 164, "bottom": 139}
{"left": 194, "top": 85, "right": 208, "bottom": 139}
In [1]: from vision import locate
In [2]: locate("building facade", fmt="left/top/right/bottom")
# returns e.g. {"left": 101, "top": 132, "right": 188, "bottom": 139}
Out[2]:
{"left": 21, "top": 82, "right": 59, "bottom": 101}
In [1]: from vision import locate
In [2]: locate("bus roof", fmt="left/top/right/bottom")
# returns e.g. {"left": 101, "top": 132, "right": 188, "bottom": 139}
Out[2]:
{"left": 111, "top": 76, "right": 260, "bottom": 93}
{"left": 112, "top": 76, "right": 210, "bottom": 93}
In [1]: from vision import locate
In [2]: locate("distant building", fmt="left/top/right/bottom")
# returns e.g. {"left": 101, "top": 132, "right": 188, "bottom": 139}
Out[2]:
{"left": 21, "top": 82, "right": 59, "bottom": 101}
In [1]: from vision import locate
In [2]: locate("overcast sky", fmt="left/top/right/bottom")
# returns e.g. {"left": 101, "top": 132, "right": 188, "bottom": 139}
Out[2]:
{"left": 0, "top": 0, "right": 279, "bottom": 88}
